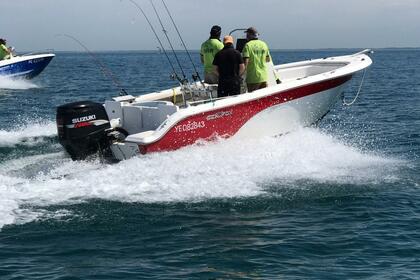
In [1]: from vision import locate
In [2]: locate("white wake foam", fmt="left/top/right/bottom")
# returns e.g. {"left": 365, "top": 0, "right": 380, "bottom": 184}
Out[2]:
{"left": 0, "top": 76, "right": 39, "bottom": 90}
{"left": 0, "top": 121, "right": 57, "bottom": 147}
{"left": 0, "top": 127, "right": 405, "bottom": 230}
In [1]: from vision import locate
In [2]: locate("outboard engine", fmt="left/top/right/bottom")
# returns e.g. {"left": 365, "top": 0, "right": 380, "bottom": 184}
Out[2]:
{"left": 56, "top": 101, "right": 111, "bottom": 160}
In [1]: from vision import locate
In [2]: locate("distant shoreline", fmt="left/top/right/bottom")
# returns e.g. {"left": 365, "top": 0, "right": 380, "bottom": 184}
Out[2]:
{"left": 18, "top": 47, "right": 420, "bottom": 54}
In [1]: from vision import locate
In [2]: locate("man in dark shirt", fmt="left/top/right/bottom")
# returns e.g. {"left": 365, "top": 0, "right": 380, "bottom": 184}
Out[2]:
{"left": 213, "top": 35, "right": 245, "bottom": 98}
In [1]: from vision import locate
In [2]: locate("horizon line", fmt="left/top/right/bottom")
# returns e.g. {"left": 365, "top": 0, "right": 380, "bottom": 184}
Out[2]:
{"left": 19, "top": 46, "right": 420, "bottom": 54}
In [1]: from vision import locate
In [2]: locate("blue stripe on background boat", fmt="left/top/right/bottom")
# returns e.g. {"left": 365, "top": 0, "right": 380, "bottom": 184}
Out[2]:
{"left": 0, "top": 53, "right": 55, "bottom": 79}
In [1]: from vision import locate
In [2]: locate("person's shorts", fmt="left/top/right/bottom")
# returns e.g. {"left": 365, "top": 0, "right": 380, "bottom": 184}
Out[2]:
{"left": 218, "top": 78, "right": 241, "bottom": 98}
{"left": 247, "top": 81, "right": 268, "bottom": 92}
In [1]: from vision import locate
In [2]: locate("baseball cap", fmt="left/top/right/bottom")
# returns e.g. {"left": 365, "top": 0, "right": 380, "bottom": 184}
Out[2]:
{"left": 210, "top": 25, "right": 222, "bottom": 35}
{"left": 245, "top": 27, "right": 258, "bottom": 35}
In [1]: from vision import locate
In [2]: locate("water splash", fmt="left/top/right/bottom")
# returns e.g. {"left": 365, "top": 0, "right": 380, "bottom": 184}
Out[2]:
{"left": 0, "top": 121, "right": 56, "bottom": 147}
{"left": 0, "top": 126, "right": 406, "bottom": 230}
{"left": 0, "top": 76, "right": 39, "bottom": 90}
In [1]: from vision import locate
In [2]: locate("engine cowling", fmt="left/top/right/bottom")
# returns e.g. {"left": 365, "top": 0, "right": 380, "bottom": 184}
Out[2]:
{"left": 56, "top": 101, "right": 111, "bottom": 160}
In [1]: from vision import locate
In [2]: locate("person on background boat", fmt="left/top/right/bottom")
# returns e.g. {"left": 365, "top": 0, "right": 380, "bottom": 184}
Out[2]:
{"left": 200, "top": 25, "right": 224, "bottom": 84}
{"left": 242, "top": 27, "right": 272, "bottom": 92}
{"left": 213, "top": 35, "right": 245, "bottom": 98}
{"left": 0, "top": 38, "right": 12, "bottom": 60}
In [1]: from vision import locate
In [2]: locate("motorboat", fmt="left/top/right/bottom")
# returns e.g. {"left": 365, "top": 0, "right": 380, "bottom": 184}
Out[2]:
{"left": 0, "top": 53, "right": 55, "bottom": 79}
{"left": 56, "top": 49, "right": 372, "bottom": 161}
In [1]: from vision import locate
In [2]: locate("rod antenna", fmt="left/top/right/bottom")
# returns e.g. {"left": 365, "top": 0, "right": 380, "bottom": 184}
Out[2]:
{"left": 149, "top": 0, "right": 187, "bottom": 83}
{"left": 56, "top": 34, "right": 128, "bottom": 96}
{"left": 128, "top": 0, "right": 183, "bottom": 84}
{"left": 161, "top": 0, "right": 202, "bottom": 83}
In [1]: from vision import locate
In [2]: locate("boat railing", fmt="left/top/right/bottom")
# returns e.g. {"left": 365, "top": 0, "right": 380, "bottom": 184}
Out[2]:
{"left": 179, "top": 83, "right": 218, "bottom": 106}
{"left": 350, "top": 49, "right": 373, "bottom": 56}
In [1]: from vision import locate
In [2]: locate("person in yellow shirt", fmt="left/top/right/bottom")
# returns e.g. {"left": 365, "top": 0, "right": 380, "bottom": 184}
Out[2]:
{"left": 242, "top": 27, "right": 271, "bottom": 92}
{"left": 200, "top": 25, "right": 224, "bottom": 84}
{"left": 0, "top": 38, "right": 12, "bottom": 60}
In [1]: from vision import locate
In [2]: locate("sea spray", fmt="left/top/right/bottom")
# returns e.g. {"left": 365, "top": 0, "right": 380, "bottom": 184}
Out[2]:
{"left": 0, "top": 120, "right": 56, "bottom": 147}
{"left": 0, "top": 76, "right": 39, "bottom": 90}
{"left": 0, "top": 127, "right": 404, "bottom": 230}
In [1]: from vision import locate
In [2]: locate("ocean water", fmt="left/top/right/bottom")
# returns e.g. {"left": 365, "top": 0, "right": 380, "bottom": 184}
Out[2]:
{"left": 0, "top": 49, "right": 419, "bottom": 279}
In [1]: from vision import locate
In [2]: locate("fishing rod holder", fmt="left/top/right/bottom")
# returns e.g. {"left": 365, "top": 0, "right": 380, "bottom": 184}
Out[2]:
{"left": 192, "top": 73, "right": 199, "bottom": 81}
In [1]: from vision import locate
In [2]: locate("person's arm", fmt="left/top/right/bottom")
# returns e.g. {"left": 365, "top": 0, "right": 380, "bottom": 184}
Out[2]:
{"left": 7, "top": 47, "right": 13, "bottom": 58}
{"left": 265, "top": 43, "right": 271, "bottom": 62}
{"left": 213, "top": 52, "right": 219, "bottom": 76}
{"left": 243, "top": 58, "right": 249, "bottom": 69}
{"left": 213, "top": 65, "right": 219, "bottom": 77}
{"left": 200, "top": 44, "right": 204, "bottom": 64}
{"left": 239, "top": 63, "right": 245, "bottom": 76}
{"left": 242, "top": 43, "right": 250, "bottom": 69}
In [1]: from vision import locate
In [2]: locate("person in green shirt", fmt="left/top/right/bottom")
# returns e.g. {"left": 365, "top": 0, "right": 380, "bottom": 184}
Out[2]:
{"left": 200, "top": 25, "right": 224, "bottom": 84}
{"left": 242, "top": 27, "right": 271, "bottom": 92}
{"left": 0, "top": 38, "right": 12, "bottom": 60}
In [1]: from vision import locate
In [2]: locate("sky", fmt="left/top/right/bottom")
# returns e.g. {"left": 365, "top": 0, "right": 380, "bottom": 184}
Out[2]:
{"left": 1, "top": 0, "right": 419, "bottom": 52}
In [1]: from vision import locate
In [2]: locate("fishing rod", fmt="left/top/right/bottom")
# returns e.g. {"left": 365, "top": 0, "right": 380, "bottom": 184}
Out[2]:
{"left": 56, "top": 34, "right": 128, "bottom": 96}
{"left": 148, "top": 0, "right": 187, "bottom": 84}
{"left": 161, "top": 0, "right": 202, "bottom": 83}
{"left": 127, "top": 0, "right": 184, "bottom": 84}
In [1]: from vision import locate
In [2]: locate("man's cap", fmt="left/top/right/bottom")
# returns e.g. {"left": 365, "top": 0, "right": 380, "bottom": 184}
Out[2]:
{"left": 245, "top": 27, "right": 258, "bottom": 35}
{"left": 223, "top": 35, "right": 234, "bottom": 45}
{"left": 0, "top": 38, "right": 6, "bottom": 43}
{"left": 210, "top": 25, "right": 222, "bottom": 35}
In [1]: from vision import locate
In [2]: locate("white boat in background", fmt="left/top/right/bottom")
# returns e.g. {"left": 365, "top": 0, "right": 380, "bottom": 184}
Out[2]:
{"left": 0, "top": 53, "right": 55, "bottom": 79}
{"left": 56, "top": 49, "right": 372, "bottom": 161}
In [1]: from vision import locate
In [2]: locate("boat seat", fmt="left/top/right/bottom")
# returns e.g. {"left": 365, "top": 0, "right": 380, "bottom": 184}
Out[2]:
{"left": 136, "top": 101, "right": 177, "bottom": 131}
{"left": 123, "top": 106, "right": 145, "bottom": 134}
{"left": 105, "top": 100, "right": 177, "bottom": 134}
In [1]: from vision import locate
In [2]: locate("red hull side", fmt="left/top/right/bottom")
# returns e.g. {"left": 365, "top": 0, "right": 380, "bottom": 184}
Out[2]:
{"left": 140, "top": 75, "right": 351, "bottom": 153}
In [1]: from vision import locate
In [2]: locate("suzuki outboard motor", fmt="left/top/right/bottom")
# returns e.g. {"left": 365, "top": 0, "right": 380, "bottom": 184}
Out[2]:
{"left": 56, "top": 101, "right": 111, "bottom": 160}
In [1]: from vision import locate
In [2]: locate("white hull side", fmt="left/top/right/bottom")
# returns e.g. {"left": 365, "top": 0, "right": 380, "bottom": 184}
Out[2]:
{"left": 234, "top": 83, "right": 347, "bottom": 138}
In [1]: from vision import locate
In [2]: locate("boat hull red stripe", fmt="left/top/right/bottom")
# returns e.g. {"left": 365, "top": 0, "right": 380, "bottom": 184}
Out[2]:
{"left": 140, "top": 75, "right": 351, "bottom": 153}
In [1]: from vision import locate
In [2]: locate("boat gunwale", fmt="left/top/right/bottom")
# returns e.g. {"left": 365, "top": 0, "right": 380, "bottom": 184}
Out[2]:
{"left": 0, "top": 53, "right": 56, "bottom": 67}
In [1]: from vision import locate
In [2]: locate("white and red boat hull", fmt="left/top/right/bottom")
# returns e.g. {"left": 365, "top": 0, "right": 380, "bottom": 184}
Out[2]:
{"left": 136, "top": 75, "right": 351, "bottom": 154}
{"left": 57, "top": 50, "right": 372, "bottom": 161}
